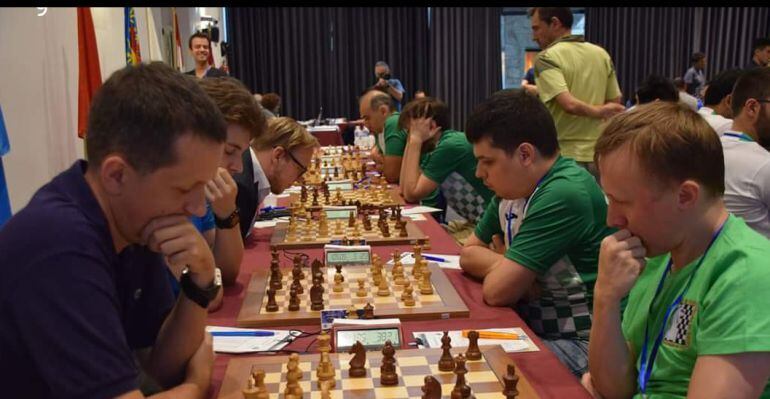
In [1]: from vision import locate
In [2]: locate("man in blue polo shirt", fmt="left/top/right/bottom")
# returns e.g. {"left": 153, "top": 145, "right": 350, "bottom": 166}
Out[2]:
{"left": 0, "top": 63, "right": 227, "bottom": 398}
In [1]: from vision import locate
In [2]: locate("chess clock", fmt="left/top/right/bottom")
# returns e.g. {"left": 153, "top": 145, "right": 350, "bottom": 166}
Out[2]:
{"left": 331, "top": 318, "right": 403, "bottom": 351}
{"left": 322, "top": 205, "right": 357, "bottom": 219}
{"left": 324, "top": 244, "right": 372, "bottom": 266}
{"left": 326, "top": 181, "right": 353, "bottom": 191}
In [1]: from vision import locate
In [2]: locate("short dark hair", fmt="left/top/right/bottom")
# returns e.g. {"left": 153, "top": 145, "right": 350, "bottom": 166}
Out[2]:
{"left": 466, "top": 89, "right": 559, "bottom": 157}
{"left": 528, "top": 7, "right": 573, "bottom": 29}
{"left": 261, "top": 93, "right": 281, "bottom": 113}
{"left": 752, "top": 37, "right": 770, "bottom": 53}
{"left": 86, "top": 62, "right": 227, "bottom": 174}
{"left": 188, "top": 32, "right": 211, "bottom": 50}
{"left": 198, "top": 77, "right": 266, "bottom": 140}
{"left": 703, "top": 69, "right": 743, "bottom": 107}
{"left": 636, "top": 75, "right": 679, "bottom": 104}
{"left": 731, "top": 67, "right": 770, "bottom": 117}
{"left": 398, "top": 97, "right": 451, "bottom": 133}
{"left": 673, "top": 77, "right": 686, "bottom": 89}
{"left": 691, "top": 52, "right": 706, "bottom": 65}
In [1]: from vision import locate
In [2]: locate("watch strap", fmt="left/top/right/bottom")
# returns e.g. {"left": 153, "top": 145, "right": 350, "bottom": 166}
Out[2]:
{"left": 180, "top": 269, "right": 221, "bottom": 308}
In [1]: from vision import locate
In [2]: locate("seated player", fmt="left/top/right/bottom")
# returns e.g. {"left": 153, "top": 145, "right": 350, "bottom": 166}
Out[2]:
{"left": 460, "top": 89, "right": 614, "bottom": 378}
{"left": 0, "top": 63, "right": 224, "bottom": 397}
{"left": 187, "top": 77, "right": 266, "bottom": 288}
{"left": 359, "top": 89, "right": 405, "bottom": 183}
{"left": 698, "top": 69, "right": 743, "bottom": 136}
{"left": 721, "top": 68, "right": 770, "bottom": 238}
{"left": 398, "top": 97, "right": 494, "bottom": 214}
{"left": 234, "top": 117, "right": 319, "bottom": 239}
{"left": 586, "top": 101, "right": 770, "bottom": 398}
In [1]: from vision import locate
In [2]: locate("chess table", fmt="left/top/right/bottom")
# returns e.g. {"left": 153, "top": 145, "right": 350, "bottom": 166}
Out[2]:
{"left": 290, "top": 186, "right": 401, "bottom": 210}
{"left": 270, "top": 217, "right": 425, "bottom": 250}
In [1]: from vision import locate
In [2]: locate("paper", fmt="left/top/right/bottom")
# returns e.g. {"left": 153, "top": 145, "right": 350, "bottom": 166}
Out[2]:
{"left": 412, "top": 328, "right": 538, "bottom": 353}
{"left": 206, "top": 326, "right": 300, "bottom": 354}
{"left": 386, "top": 251, "right": 461, "bottom": 270}
{"left": 402, "top": 206, "right": 443, "bottom": 215}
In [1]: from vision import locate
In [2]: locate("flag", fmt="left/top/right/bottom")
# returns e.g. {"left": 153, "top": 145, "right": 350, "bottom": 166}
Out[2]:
{"left": 0, "top": 105, "right": 12, "bottom": 226}
{"left": 77, "top": 7, "right": 101, "bottom": 139}
{"left": 124, "top": 7, "right": 142, "bottom": 65}
{"left": 172, "top": 7, "right": 184, "bottom": 71}
{"left": 145, "top": 8, "right": 164, "bottom": 62}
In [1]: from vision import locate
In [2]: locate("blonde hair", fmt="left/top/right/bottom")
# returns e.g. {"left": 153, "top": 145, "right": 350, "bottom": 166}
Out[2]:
{"left": 594, "top": 101, "right": 724, "bottom": 196}
{"left": 251, "top": 116, "right": 319, "bottom": 151}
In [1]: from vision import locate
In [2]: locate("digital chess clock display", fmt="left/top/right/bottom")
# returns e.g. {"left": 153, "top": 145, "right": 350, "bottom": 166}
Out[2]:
{"left": 335, "top": 328, "right": 401, "bottom": 351}
{"left": 324, "top": 209, "right": 355, "bottom": 219}
{"left": 325, "top": 250, "right": 371, "bottom": 265}
{"left": 327, "top": 182, "right": 353, "bottom": 190}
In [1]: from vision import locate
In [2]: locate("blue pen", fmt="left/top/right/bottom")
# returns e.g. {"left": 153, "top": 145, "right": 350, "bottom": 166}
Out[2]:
{"left": 412, "top": 253, "right": 447, "bottom": 263}
{"left": 210, "top": 331, "right": 275, "bottom": 337}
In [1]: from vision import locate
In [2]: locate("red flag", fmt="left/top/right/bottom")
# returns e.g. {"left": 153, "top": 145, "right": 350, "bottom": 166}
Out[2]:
{"left": 172, "top": 7, "right": 184, "bottom": 71}
{"left": 77, "top": 7, "right": 102, "bottom": 139}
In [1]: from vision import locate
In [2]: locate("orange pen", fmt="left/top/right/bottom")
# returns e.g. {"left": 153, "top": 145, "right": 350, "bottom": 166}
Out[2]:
{"left": 461, "top": 330, "right": 521, "bottom": 340}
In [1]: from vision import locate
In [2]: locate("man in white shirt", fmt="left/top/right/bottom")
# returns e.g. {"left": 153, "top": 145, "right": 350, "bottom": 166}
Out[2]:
{"left": 698, "top": 69, "right": 743, "bottom": 136}
{"left": 721, "top": 68, "right": 770, "bottom": 238}
{"left": 674, "top": 77, "right": 698, "bottom": 111}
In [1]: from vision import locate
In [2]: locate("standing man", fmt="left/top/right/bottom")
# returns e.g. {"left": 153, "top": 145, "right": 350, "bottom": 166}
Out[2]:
{"left": 234, "top": 117, "right": 319, "bottom": 240}
{"left": 460, "top": 89, "right": 615, "bottom": 378}
{"left": 684, "top": 52, "right": 707, "bottom": 99}
{"left": 186, "top": 32, "right": 227, "bottom": 79}
{"left": 359, "top": 89, "right": 405, "bottom": 183}
{"left": 586, "top": 101, "right": 770, "bottom": 398}
{"left": 529, "top": 7, "right": 624, "bottom": 178}
{"left": 373, "top": 61, "right": 406, "bottom": 111}
{"left": 0, "top": 63, "right": 226, "bottom": 398}
{"left": 698, "top": 69, "right": 743, "bottom": 136}
{"left": 745, "top": 37, "right": 770, "bottom": 69}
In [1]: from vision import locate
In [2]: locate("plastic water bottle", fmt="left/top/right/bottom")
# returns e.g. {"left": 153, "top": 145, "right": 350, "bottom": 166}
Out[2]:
{"left": 354, "top": 125, "right": 364, "bottom": 148}
{"left": 360, "top": 126, "right": 372, "bottom": 149}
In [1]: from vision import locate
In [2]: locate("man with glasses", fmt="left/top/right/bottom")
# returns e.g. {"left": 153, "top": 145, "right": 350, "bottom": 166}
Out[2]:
{"left": 234, "top": 117, "right": 319, "bottom": 239}
{"left": 721, "top": 68, "right": 770, "bottom": 238}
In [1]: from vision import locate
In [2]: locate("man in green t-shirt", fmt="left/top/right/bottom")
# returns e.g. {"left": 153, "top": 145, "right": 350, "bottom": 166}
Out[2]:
{"left": 398, "top": 97, "right": 493, "bottom": 213}
{"left": 359, "top": 89, "right": 405, "bottom": 183}
{"left": 586, "top": 101, "right": 770, "bottom": 398}
{"left": 529, "top": 7, "right": 625, "bottom": 176}
{"left": 460, "top": 89, "right": 614, "bottom": 378}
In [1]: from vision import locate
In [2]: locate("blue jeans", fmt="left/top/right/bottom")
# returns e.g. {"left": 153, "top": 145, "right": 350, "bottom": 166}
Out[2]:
{"left": 541, "top": 338, "right": 589, "bottom": 379}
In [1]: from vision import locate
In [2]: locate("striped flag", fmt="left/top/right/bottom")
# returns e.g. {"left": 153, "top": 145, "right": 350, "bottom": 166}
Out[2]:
{"left": 172, "top": 7, "right": 185, "bottom": 71}
{"left": 0, "top": 105, "right": 11, "bottom": 226}
{"left": 124, "top": 7, "right": 142, "bottom": 65}
{"left": 77, "top": 7, "right": 101, "bottom": 139}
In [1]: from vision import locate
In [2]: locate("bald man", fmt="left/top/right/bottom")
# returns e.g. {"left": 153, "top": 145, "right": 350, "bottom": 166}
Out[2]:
{"left": 359, "top": 90, "right": 406, "bottom": 183}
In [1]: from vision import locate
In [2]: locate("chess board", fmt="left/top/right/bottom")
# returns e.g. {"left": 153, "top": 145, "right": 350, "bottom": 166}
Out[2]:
{"left": 290, "top": 186, "right": 401, "bottom": 210}
{"left": 216, "top": 346, "right": 540, "bottom": 399}
{"left": 237, "top": 262, "right": 469, "bottom": 328}
{"left": 270, "top": 217, "right": 425, "bottom": 250}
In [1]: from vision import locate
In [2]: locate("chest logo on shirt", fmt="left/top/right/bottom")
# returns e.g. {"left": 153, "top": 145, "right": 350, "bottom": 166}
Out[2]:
{"left": 663, "top": 299, "right": 698, "bottom": 348}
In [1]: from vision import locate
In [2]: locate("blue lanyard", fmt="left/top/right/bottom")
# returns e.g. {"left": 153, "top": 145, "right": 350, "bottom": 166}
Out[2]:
{"left": 723, "top": 132, "right": 755, "bottom": 142}
{"left": 637, "top": 219, "right": 727, "bottom": 395}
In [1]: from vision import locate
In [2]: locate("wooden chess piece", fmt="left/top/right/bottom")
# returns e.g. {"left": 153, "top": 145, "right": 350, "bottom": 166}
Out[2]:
{"left": 265, "top": 288, "right": 279, "bottom": 312}
{"left": 320, "top": 380, "right": 332, "bottom": 399}
{"left": 420, "top": 268, "right": 434, "bottom": 295}
{"left": 450, "top": 353, "right": 472, "bottom": 399}
{"left": 348, "top": 210, "right": 356, "bottom": 227}
{"left": 401, "top": 283, "right": 416, "bottom": 306}
{"left": 399, "top": 220, "right": 408, "bottom": 237}
{"left": 254, "top": 368, "right": 269, "bottom": 399}
{"left": 288, "top": 288, "right": 300, "bottom": 311}
{"left": 242, "top": 372, "right": 258, "bottom": 399}
{"left": 363, "top": 302, "right": 374, "bottom": 319}
{"left": 291, "top": 268, "right": 304, "bottom": 295}
{"left": 356, "top": 278, "right": 367, "bottom": 297}
{"left": 503, "top": 363, "right": 520, "bottom": 399}
{"left": 421, "top": 375, "right": 442, "bottom": 399}
{"left": 269, "top": 268, "right": 283, "bottom": 291}
{"left": 316, "top": 350, "right": 336, "bottom": 389}
{"left": 438, "top": 331, "right": 456, "bottom": 372}
{"left": 312, "top": 187, "right": 319, "bottom": 206}
{"left": 465, "top": 330, "right": 482, "bottom": 360}
{"left": 379, "top": 340, "right": 399, "bottom": 386}
{"left": 377, "top": 277, "right": 390, "bottom": 296}
{"left": 348, "top": 340, "right": 367, "bottom": 378}
{"left": 310, "top": 273, "right": 325, "bottom": 311}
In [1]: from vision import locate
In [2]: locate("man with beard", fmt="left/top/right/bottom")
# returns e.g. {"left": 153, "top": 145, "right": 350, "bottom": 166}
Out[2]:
{"left": 185, "top": 32, "right": 227, "bottom": 79}
{"left": 585, "top": 101, "right": 770, "bottom": 398}
{"left": 721, "top": 68, "right": 770, "bottom": 238}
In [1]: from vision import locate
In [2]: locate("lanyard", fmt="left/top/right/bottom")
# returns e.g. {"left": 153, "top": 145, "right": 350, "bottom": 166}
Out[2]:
{"left": 637, "top": 219, "right": 727, "bottom": 396}
{"left": 723, "top": 132, "right": 755, "bottom": 142}
{"left": 504, "top": 175, "right": 547, "bottom": 247}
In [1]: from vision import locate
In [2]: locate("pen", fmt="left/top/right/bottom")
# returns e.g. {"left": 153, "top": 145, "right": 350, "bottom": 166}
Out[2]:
{"left": 210, "top": 331, "right": 276, "bottom": 337}
{"left": 412, "top": 253, "right": 447, "bottom": 263}
{"left": 461, "top": 330, "right": 520, "bottom": 340}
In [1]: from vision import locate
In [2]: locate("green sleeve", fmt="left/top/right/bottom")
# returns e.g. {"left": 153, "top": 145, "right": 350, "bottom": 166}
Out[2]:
{"left": 420, "top": 136, "right": 468, "bottom": 185}
{"left": 384, "top": 126, "right": 406, "bottom": 156}
{"left": 504, "top": 181, "right": 591, "bottom": 273}
{"left": 534, "top": 52, "right": 568, "bottom": 103}
{"left": 474, "top": 197, "right": 502, "bottom": 243}
{"left": 696, "top": 255, "right": 770, "bottom": 355}
{"left": 605, "top": 58, "right": 622, "bottom": 100}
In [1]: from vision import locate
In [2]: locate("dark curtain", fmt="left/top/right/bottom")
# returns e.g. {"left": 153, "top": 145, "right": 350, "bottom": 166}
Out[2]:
{"left": 585, "top": 7, "right": 696, "bottom": 103}
{"left": 697, "top": 7, "right": 770, "bottom": 73}
{"left": 429, "top": 7, "right": 502, "bottom": 130}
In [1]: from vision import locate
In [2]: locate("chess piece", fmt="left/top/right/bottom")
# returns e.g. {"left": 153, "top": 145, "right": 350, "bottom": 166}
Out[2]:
{"left": 253, "top": 368, "right": 269, "bottom": 399}
{"left": 399, "top": 220, "right": 408, "bottom": 237}
{"left": 348, "top": 340, "right": 367, "bottom": 378}
{"left": 381, "top": 221, "right": 391, "bottom": 237}
{"left": 265, "top": 288, "right": 279, "bottom": 312}
{"left": 312, "top": 187, "right": 319, "bottom": 206}
{"left": 316, "top": 350, "right": 336, "bottom": 388}
{"left": 242, "top": 372, "right": 258, "bottom": 399}
{"left": 334, "top": 220, "right": 344, "bottom": 235}
{"left": 269, "top": 268, "right": 283, "bottom": 291}
{"left": 438, "top": 331, "right": 456, "bottom": 372}
{"left": 503, "top": 363, "right": 520, "bottom": 399}
{"left": 356, "top": 278, "right": 367, "bottom": 297}
{"left": 285, "top": 353, "right": 303, "bottom": 397}
{"left": 363, "top": 302, "right": 374, "bottom": 319}
{"left": 347, "top": 305, "right": 359, "bottom": 319}
{"left": 450, "top": 353, "right": 472, "bottom": 399}
{"left": 333, "top": 265, "right": 345, "bottom": 293}
{"left": 465, "top": 330, "right": 482, "bottom": 360}
{"left": 421, "top": 375, "right": 442, "bottom": 399}
{"left": 401, "top": 283, "right": 416, "bottom": 306}
{"left": 377, "top": 277, "right": 390, "bottom": 296}
{"left": 390, "top": 205, "right": 398, "bottom": 221}
{"left": 379, "top": 340, "right": 399, "bottom": 386}
{"left": 310, "top": 273, "right": 325, "bottom": 311}
{"left": 291, "top": 268, "right": 304, "bottom": 295}
{"left": 288, "top": 288, "right": 300, "bottom": 311}
{"left": 320, "top": 380, "right": 332, "bottom": 399}
{"left": 420, "top": 268, "right": 434, "bottom": 295}
{"left": 348, "top": 210, "right": 356, "bottom": 227}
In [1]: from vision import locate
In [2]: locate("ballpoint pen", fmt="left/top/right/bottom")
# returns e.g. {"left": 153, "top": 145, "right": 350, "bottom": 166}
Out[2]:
{"left": 412, "top": 253, "right": 447, "bottom": 263}
{"left": 210, "top": 331, "right": 276, "bottom": 337}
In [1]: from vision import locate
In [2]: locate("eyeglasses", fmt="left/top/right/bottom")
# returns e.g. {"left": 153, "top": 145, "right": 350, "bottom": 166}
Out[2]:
{"left": 286, "top": 150, "right": 308, "bottom": 177}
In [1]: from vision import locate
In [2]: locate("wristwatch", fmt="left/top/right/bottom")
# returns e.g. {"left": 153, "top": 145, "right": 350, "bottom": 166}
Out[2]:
{"left": 180, "top": 268, "right": 221, "bottom": 309}
{"left": 215, "top": 208, "right": 240, "bottom": 229}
